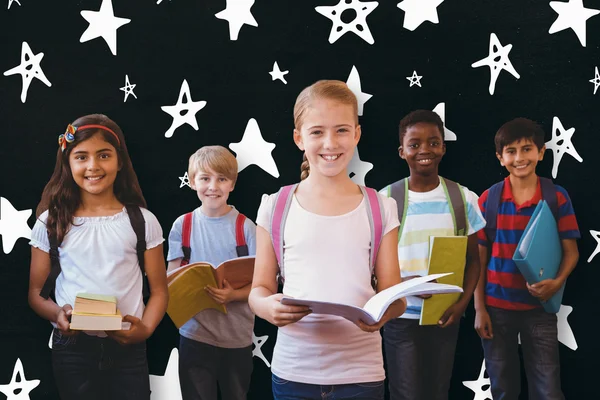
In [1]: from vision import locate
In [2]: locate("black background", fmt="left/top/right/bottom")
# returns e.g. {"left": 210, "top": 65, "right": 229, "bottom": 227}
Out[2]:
{"left": 1, "top": 1, "right": 599, "bottom": 399}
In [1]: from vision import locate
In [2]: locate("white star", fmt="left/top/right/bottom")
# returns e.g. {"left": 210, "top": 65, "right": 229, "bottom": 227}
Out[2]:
{"left": 161, "top": 79, "right": 207, "bottom": 138}
{"left": 179, "top": 171, "right": 190, "bottom": 188}
{"left": 215, "top": 0, "right": 258, "bottom": 41}
{"left": 149, "top": 348, "right": 182, "bottom": 400}
{"left": 588, "top": 230, "right": 600, "bottom": 263}
{"left": 252, "top": 332, "right": 271, "bottom": 368}
{"left": 472, "top": 33, "right": 520, "bottom": 95}
{"left": 119, "top": 74, "right": 137, "bottom": 102}
{"left": 397, "top": 0, "right": 444, "bottom": 31}
{"left": 406, "top": 70, "right": 423, "bottom": 87}
{"left": 589, "top": 66, "right": 600, "bottom": 94}
{"left": 269, "top": 62, "right": 289, "bottom": 84}
{"left": 549, "top": 0, "right": 600, "bottom": 47}
{"left": 0, "top": 197, "right": 32, "bottom": 254}
{"left": 3, "top": 42, "right": 52, "bottom": 103}
{"left": 432, "top": 102, "right": 457, "bottom": 141}
{"left": 80, "top": 0, "right": 131, "bottom": 56}
{"left": 348, "top": 147, "right": 373, "bottom": 186}
{"left": 462, "top": 360, "right": 492, "bottom": 400}
{"left": 229, "top": 118, "right": 279, "bottom": 178}
{"left": 346, "top": 65, "right": 372, "bottom": 116}
{"left": 557, "top": 304, "right": 577, "bottom": 350}
{"left": 7, "top": 0, "right": 21, "bottom": 9}
{"left": 0, "top": 358, "right": 40, "bottom": 400}
{"left": 315, "top": 0, "right": 379, "bottom": 45}
{"left": 545, "top": 116, "right": 583, "bottom": 178}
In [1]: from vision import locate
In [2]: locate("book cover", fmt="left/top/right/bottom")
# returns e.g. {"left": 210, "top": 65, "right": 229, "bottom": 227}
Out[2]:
{"left": 70, "top": 310, "right": 122, "bottom": 331}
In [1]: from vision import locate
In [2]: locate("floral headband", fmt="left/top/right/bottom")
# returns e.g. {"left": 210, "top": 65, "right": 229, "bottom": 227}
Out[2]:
{"left": 58, "top": 124, "right": 121, "bottom": 152}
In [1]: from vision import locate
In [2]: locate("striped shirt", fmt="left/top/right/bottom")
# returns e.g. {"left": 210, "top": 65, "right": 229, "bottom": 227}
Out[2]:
{"left": 477, "top": 177, "right": 580, "bottom": 310}
{"left": 381, "top": 179, "right": 486, "bottom": 319}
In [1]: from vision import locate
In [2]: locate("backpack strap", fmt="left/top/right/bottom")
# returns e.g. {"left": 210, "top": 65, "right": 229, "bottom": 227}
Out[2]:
{"left": 540, "top": 177, "right": 559, "bottom": 220}
{"left": 39, "top": 233, "right": 61, "bottom": 300}
{"left": 484, "top": 181, "right": 505, "bottom": 243}
{"left": 235, "top": 213, "right": 249, "bottom": 257}
{"left": 440, "top": 177, "right": 468, "bottom": 236}
{"left": 389, "top": 178, "right": 408, "bottom": 239}
{"left": 270, "top": 184, "right": 298, "bottom": 283}
{"left": 360, "top": 186, "right": 384, "bottom": 273}
{"left": 181, "top": 212, "right": 193, "bottom": 266}
{"left": 126, "top": 205, "right": 149, "bottom": 300}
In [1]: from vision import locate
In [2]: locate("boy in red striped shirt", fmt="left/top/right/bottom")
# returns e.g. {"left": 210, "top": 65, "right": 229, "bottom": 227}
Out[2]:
{"left": 474, "top": 118, "right": 579, "bottom": 400}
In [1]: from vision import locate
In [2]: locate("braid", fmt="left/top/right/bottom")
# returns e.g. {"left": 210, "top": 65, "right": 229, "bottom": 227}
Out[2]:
{"left": 300, "top": 153, "right": 310, "bottom": 180}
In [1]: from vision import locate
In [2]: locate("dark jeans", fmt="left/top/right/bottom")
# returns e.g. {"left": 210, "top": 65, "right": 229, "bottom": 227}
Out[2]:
{"left": 51, "top": 328, "right": 150, "bottom": 400}
{"left": 482, "top": 307, "right": 563, "bottom": 400}
{"left": 382, "top": 318, "right": 460, "bottom": 400}
{"left": 271, "top": 374, "right": 384, "bottom": 400}
{"left": 179, "top": 336, "right": 253, "bottom": 400}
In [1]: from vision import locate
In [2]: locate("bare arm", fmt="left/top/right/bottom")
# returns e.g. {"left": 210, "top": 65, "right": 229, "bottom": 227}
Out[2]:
{"left": 474, "top": 243, "right": 493, "bottom": 339}
{"left": 458, "top": 233, "right": 481, "bottom": 307}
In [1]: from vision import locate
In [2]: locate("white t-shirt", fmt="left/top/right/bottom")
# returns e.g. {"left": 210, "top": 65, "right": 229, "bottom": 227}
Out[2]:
{"left": 30, "top": 207, "right": 164, "bottom": 335}
{"left": 256, "top": 190, "right": 399, "bottom": 385}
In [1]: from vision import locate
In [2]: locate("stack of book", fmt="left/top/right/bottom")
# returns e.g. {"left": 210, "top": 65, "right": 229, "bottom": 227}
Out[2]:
{"left": 69, "top": 293, "right": 122, "bottom": 331}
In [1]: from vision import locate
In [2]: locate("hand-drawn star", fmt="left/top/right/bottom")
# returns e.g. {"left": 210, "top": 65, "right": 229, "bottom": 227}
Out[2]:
{"left": 549, "top": 0, "right": 600, "bottom": 47}
{"left": 229, "top": 118, "right": 279, "bottom": 178}
{"left": 315, "top": 0, "right": 379, "bottom": 45}
{"left": 432, "top": 102, "right": 457, "bottom": 141}
{"left": 252, "top": 332, "right": 271, "bottom": 368}
{"left": 156, "top": 0, "right": 171, "bottom": 4}
{"left": 397, "top": 0, "right": 444, "bottom": 31}
{"left": 348, "top": 147, "right": 373, "bottom": 186}
{"left": 215, "top": 0, "right": 258, "bottom": 41}
{"left": 0, "top": 197, "right": 32, "bottom": 254}
{"left": 0, "top": 359, "right": 40, "bottom": 400}
{"left": 545, "top": 116, "right": 583, "bottom": 178}
{"left": 3, "top": 42, "right": 52, "bottom": 103}
{"left": 557, "top": 304, "right": 577, "bottom": 350}
{"left": 406, "top": 70, "right": 423, "bottom": 87}
{"left": 161, "top": 79, "right": 207, "bottom": 138}
{"left": 269, "top": 62, "right": 289, "bottom": 84}
{"left": 589, "top": 66, "right": 600, "bottom": 94}
{"left": 149, "top": 348, "right": 182, "bottom": 400}
{"left": 471, "top": 33, "right": 520, "bottom": 95}
{"left": 588, "top": 230, "right": 600, "bottom": 263}
{"left": 80, "top": 0, "right": 130, "bottom": 56}
{"left": 179, "top": 171, "right": 190, "bottom": 188}
{"left": 119, "top": 74, "right": 137, "bottom": 102}
{"left": 462, "top": 360, "right": 492, "bottom": 400}
{"left": 7, "top": 0, "right": 21, "bottom": 9}
{"left": 346, "top": 65, "right": 372, "bottom": 116}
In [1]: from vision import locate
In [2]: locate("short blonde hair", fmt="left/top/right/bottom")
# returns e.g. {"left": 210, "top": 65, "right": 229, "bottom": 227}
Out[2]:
{"left": 188, "top": 145, "right": 238, "bottom": 184}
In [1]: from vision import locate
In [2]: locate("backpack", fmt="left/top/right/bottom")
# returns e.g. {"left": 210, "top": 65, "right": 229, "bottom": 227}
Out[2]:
{"left": 269, "top": 184, "right": 384, "bottom": 286}
{"left": 387, "top": 177, "right": 469, "bottom": 238}
{"left": 40, "top": 205, "right": 150, "bottom": 301}
{"left": 483, "top": 177, "right": 558, "bottom": 242}
{"left": 180, "top": 211, "right": 249, "bottom": 267}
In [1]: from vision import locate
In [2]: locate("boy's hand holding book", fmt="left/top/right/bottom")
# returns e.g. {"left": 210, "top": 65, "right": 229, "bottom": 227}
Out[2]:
{"left": 527, "top": 278, "right": 563, "bottom": 302}
{"left": 107, "top": 315, "right": 151, "bottom": 345}
{"left": 205, "top": 280, "right": 235, "bottom": 304}
{"left": 438, "top": 300, "right": 467, "bottom": 328}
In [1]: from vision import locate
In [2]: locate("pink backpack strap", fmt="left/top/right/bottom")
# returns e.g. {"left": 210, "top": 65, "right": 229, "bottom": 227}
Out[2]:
{"left": 361, "top": 186, "right": 384, "bottom": 273}
{"left": 270, "top": 184, "right": 298, "bottom": 282}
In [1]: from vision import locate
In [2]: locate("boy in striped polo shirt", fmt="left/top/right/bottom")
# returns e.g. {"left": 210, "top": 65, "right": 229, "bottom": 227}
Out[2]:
{"left": 474, "top": 118, "right": 580, "bottom": 400}
{"left": 381, "top": 110, "right": 486, "bottom": 400}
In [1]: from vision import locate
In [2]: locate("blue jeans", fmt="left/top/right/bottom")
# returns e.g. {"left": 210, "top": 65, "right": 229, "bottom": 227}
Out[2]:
{"left": 382, "top": 318, "right": 460, "bottom": 400}
{"left": 178, "top": 336, "right": 253, "bottom": 400}
{"left": 482, "top": 307, "right": 563, "bottom": 400}
{"left": 51, "top": 328, "right": 150, "bottom": 400}
{"left": 271, "top": 374, "right": 384, "bottom": 400}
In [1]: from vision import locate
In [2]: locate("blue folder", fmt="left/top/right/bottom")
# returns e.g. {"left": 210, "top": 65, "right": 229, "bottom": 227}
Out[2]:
{"left": 512, "top": 200, "right": 564, "bottom": 313}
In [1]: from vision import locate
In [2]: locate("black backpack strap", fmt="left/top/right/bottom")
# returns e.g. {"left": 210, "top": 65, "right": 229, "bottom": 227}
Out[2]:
{"left": 390, "top": 178, "right": 408, "bottom": 239}
{"left": 484, "top": 181, "right": 504, "bottom": 243}
{"left": 126, "top": 205, "right": 149, "bottom": 300}
{"left": 539, "top": 177, "right": 559, "bottom": 220}
{"left": 40, "top": 232, "right": 61, "bottom": 300}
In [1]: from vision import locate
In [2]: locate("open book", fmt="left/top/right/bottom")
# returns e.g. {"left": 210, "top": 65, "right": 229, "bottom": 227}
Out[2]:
{"left": 280, "top": 273, "right": 462, "bottom": 325}
{"left": 166, "top": 256, "right": 255, "bottom": 328}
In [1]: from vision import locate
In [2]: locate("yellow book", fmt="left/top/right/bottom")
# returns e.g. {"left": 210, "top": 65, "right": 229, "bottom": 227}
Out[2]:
{"left": 420, "top": 236, "right": 468, "bottom": 326}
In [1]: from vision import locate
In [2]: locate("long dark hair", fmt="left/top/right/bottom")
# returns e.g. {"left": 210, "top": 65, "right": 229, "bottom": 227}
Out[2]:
{"left": 36, "top": 114, "right": 146, "bottom": 244}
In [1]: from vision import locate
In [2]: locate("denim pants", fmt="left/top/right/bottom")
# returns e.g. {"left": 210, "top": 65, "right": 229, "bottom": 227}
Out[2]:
{"left": 382, "top": 318, "right": 460, "bottom": 400}
{"left": 271, "top": 374, "right": 384, "bottom": 400}
{"left": 51, "top": 328, "right": 150, "bottom": 400}
{"left": 482, "top": 306, "right": 564, "bottom": 400}
{"left": 178, "top": 336, "right": 253, "bottom": 400}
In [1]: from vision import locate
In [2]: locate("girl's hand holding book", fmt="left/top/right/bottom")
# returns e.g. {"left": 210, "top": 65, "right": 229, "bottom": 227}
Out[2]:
{"left": 107, "top": 315, "right": 151, "bottom": 345}
{"left": 56, "top": 304, "right": 78, "bottom": 336}
{"left": 265, "top": 293, "right": 311, "bottom": 327}
{"left": 356, "top": 297, "right": 407, "bottom": 333}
